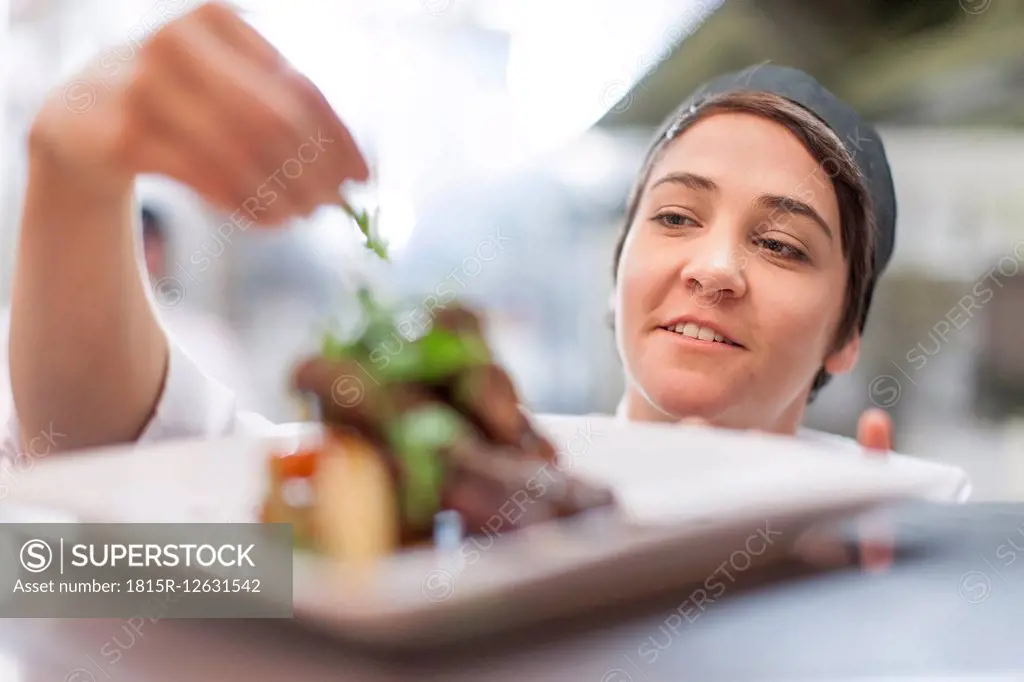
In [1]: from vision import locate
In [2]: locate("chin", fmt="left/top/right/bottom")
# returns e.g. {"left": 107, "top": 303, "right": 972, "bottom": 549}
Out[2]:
{"left": 635, "top": 367, "right": 735, "bottom": 420}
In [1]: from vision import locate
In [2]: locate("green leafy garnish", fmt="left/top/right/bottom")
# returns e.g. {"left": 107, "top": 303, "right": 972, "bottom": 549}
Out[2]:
{"left": 340, "top": 199, "right": 389, "bottom": 261}
{"left": 392, "top": 404, "right": 467, "bottom": 451}
{"left": 326, "top": 287, "right": 489, "bottom": 385}
{"left": 377, "top": 343, "right": 425, "bottom": 379}
{"left": 388, "top": 406, "right": 467, "bottom": 527}
{"left": 321, "top": 330, "right": 353, "bottom": 361}
{"left": 376, "top": 328, "right": 489, "bottom": 383}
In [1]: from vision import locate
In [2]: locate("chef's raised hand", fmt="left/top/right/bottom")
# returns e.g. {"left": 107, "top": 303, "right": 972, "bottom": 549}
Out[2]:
{"left": 29, "top": 1, "right": 368, "bottom": 226}
{"left": 12, "top": 1, "right": 369, "bottom": 451}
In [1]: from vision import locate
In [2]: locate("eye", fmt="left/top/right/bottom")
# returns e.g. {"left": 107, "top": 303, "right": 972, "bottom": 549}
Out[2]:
{"left": 654, "top": 212, "right": 700, "bottom": 229}
{"left": 754, "top": 237, "right": 808, "bottom": 262}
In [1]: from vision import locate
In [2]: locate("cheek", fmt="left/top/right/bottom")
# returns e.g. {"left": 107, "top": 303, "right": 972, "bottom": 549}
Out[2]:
{"left": 615, "top": 276, "right": 645, "bottom": 363}
{"left": 753, "top": 276, "right": 840, "bottom": 363}
{"left": 616, "top": 235, "right": 671, "bottom": 333}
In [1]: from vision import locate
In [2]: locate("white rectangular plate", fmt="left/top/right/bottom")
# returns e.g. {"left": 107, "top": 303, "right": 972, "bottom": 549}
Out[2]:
{"left": 1, "top": 416, "right": 970, "bottom": 648}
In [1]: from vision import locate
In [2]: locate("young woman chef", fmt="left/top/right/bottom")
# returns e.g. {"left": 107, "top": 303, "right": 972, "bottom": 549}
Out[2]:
{"left": 5, "top": 4, "right": 900, "bottom": 461}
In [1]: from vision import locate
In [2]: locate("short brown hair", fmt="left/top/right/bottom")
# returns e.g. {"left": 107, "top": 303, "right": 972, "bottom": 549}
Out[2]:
{"left": 611, "top": 91, "right": 877, "bottom": 402}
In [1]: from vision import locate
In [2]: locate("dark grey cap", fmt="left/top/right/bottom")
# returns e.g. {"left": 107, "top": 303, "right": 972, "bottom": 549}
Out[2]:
{"left": 672, "top": 64, "right": 897, "bottom": 329}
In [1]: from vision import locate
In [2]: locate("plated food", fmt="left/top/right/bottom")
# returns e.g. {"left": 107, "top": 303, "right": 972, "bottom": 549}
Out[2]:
{"left": 260, "top": 289, "right": 617, "bottom": 560}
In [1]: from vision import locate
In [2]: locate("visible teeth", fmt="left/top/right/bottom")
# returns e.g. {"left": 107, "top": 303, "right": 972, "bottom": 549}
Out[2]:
{"left": 668, "top": 323, "right": 730, "bottom": 344}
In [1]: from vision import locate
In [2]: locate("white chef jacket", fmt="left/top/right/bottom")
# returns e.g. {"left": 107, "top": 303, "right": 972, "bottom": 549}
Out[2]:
{"left": 1, "top": 339, "right": 267, "bottom": 458}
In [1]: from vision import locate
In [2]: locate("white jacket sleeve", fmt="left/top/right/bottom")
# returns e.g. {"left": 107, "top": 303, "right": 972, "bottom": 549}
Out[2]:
{"left": 2, "top": 339, "right": 274, "bottom": 461}
{"left": 138, "top": 338, "right": 275, "bottom": 442}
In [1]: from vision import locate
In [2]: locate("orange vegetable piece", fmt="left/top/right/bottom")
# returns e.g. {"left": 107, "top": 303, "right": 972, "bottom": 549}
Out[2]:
{"left": 270, "top": 448, "right": 320, "bottom": 479}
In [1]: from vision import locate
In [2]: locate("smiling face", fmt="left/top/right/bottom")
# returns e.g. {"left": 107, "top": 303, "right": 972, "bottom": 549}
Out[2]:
{"left": 615, "top": 107, "right": 866, "bottom": 434}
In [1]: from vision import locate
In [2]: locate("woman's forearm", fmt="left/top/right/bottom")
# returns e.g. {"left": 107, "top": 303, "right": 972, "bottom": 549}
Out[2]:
{"left": 8, "top": 3, "right": 367, "bottom": 452}
{"left": 9, "top": 147, "right": 168, "bottom": 452}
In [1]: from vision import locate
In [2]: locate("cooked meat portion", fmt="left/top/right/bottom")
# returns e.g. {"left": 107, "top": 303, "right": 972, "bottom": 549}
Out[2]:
{"left": 264, "top": 295, "right": 617, "bottom": 559}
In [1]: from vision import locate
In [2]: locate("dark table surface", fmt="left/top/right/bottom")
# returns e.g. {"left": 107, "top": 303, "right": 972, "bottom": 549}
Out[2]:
{"left": 8, "top": 502, "right": 1024, "bottom": 682}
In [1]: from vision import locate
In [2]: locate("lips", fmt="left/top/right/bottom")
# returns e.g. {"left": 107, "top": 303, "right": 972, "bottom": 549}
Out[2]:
{"left": 657, "top": 320, "right": 743, "bottom": 348}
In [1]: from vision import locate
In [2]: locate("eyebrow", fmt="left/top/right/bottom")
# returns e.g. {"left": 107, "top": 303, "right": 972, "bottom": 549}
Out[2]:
{"left": 754, "top": 195, "right": 833, "bottom": 241}
{"left": 649, "top": 172, "right": 834, "bottom": 241}
{"left": 650, "top": 172, "right": 719, "bottom": 193}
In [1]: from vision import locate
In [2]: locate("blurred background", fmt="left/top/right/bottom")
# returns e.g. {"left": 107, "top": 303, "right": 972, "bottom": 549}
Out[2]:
{"left": 3, "top": 0, "right": 1024, "bottom": 497}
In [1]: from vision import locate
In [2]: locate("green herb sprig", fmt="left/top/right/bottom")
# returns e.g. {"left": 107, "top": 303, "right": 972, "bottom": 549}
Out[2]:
{"left": 317, "top": 201, "right": 490, "bottom": 529}
{"left": 387, "top": 405, "right": 467, "bottom": 527}
{"left": 339, "top": 198, "right": 389, "bottom": 261}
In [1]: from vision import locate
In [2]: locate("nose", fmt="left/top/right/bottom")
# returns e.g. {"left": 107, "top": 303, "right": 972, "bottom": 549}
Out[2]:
{"left": 678, "top": 232, "right": 748, "bottom": 307}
